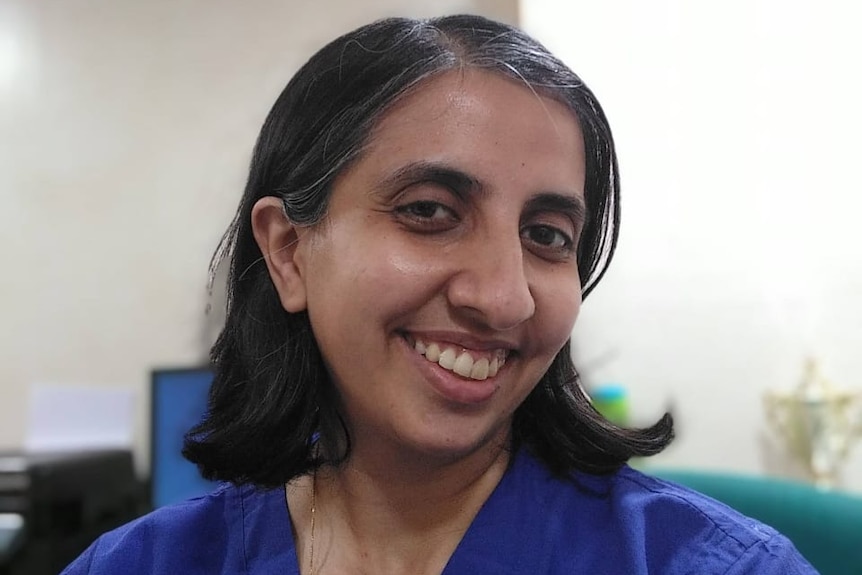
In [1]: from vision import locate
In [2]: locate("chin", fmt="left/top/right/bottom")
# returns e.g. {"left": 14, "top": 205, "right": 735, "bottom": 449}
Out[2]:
{"left": 398, "top": 418, "right": 511, "bottom": 463}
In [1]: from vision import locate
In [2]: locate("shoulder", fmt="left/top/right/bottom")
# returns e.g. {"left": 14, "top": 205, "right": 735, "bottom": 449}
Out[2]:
{"left": 59, "top": 483, "right": 257, "bottom": 575}
{"left": 503, "top": 451, "right": 816, "bottom": 574}
{"left": 607, "top": 467, "right": 815, "bottom": 573}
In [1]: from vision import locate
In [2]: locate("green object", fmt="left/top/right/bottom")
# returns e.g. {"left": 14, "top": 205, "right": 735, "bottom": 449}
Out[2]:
{"left": 652, "top": 468, "right": 862, "bottom": 575}
{"left": 591, "top": 383, "right": 629, "bottom": 426}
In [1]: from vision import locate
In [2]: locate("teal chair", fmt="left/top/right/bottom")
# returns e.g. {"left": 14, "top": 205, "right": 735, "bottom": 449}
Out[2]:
{"left": 652, "top": 469, "right": 862, "bottom": 575}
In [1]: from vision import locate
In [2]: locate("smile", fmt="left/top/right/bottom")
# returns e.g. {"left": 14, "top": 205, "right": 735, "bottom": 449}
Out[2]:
{"left": 412, "top": 338, "right": 508, "bottom": 381}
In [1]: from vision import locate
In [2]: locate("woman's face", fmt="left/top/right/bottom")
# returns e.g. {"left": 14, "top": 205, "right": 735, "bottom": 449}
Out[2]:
{"left": 282, "top": 69, "right": 585, "bottom": 461}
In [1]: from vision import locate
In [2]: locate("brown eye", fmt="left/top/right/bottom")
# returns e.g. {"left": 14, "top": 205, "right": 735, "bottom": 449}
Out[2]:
{"left": 522, "top": 224, "right": 572, "bottom": 250}
{"left": 402, "top": 201, "right": 452, "bottom": 220}
{"left": 393, "top": 200, "right": 460, "bottom": 233}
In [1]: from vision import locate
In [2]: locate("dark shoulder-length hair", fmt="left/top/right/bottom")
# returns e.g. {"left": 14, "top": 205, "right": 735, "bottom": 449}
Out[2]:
{"left": 183, "top": 14, "right": 673, "bottom": 486}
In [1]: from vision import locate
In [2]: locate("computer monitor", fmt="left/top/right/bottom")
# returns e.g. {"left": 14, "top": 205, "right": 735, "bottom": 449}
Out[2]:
{"left": 149, "top": 367, "right": 218, "bottom": 508}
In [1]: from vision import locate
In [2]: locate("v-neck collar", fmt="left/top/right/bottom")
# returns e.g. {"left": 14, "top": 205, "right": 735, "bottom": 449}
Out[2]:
{"left": 238, "top": 479, "right": 299, "bottom": 574}
{"left": 442, "top": 449, "right": 563, "bottom": 574}
{"left": 238, "top": 449, "right": 562, "bottom": 575}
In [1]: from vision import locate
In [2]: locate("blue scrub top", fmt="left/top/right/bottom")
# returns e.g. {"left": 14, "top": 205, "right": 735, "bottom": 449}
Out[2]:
{"left": 61, "top": 448, "right": 817, "bottom": 574}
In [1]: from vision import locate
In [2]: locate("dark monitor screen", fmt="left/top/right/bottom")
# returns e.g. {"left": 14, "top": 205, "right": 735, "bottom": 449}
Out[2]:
{"left": 150, "top": 367, "right": 218, "bottom": 508}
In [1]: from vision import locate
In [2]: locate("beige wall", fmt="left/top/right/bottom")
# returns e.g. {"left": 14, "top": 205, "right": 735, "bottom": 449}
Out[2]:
{"left": 0, "top": 0, "right": 517, "bottom": 471}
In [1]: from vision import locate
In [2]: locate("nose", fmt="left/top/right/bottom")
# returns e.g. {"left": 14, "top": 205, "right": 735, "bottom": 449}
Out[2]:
{"left": 446, "top": 232, "right": 536, "bottom": 331}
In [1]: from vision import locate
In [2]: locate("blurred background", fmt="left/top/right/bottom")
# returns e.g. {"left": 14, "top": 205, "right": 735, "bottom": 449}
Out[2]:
{"left": 6, "top": 0, "right": 862, "bottom": 575}
{"left": 1, "top": 1, "right": 861, "bottom": 569}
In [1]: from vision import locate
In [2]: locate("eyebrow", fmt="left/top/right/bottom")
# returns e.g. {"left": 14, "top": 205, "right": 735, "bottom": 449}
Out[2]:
{"left": 378, "top": 161, "right": 484, "bottom": 201}
{"left": 377, "top": 160, "right": 587, "bottom": 222}
{"left": 524, "top": 192, "right": 587, "bottom": 227}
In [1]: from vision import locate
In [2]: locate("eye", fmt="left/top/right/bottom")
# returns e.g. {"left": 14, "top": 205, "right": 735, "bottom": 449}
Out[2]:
{"left": 400, "top": 201, "right": 452, "bottom": 220}
{"left": 523, "top": 225, "right": 571, "bottom": 249}
{"left": 393, "top": 200, "right": 460, "bottom": 231}
{"left": 521, "top": 224, "right": 575, "bottom": 259}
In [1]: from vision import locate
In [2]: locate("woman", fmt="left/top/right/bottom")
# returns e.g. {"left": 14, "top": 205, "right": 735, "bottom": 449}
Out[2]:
{"left": 63, "top": 14, "right": 816, "bottom": 575}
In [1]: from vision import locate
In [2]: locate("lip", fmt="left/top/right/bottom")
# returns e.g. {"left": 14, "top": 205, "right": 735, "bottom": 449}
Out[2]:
{"left": 402, "top": 330, "right": 518, "bottom": 353}
{"left": 400, "top": 336, "right": 504, "bottom": 405}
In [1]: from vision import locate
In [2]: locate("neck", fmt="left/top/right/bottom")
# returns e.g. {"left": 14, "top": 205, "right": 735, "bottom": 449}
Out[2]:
{"left": 331, "top": 435, "right": 511, "bottom": 525}
{"left": 290, "top": 436, "right": 512, "bottom": 575}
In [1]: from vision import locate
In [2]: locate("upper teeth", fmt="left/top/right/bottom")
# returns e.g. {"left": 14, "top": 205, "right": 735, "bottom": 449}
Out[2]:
{"left": 414, "top": 339, "right": 507, "bottom": 381}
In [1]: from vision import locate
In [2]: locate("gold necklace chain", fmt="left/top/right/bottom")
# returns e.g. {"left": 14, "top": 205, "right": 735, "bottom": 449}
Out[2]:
{"left": 309, "top": 466, "right": 317, "bottom": 574}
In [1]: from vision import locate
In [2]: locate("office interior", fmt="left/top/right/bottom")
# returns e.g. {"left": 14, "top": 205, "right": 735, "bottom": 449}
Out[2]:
{"left": 1, "top": 1, "right": 860, "bottom": 574}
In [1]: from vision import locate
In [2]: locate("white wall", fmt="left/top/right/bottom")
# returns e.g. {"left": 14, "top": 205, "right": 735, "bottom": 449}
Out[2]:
{"left": 522, "top": 0, "right": 862, "bottom": 491}
{"left": 0, "top": 0, "right": 517, "bottom": 471}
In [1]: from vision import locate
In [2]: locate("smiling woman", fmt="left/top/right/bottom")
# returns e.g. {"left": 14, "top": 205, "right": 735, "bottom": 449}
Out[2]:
{"left": 253, "top": 69, "right": 589, "bottom": 469}
{"left": 61, "top": 14, "right": 817, "bottom": 575}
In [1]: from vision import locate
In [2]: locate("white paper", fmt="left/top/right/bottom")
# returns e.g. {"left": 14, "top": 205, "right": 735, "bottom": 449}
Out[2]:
{"left": 24, "top": 384, "right": 136, "bottom": 453}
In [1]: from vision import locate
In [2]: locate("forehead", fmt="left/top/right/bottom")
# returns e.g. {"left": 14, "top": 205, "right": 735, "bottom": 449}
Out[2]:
{"left": 357, "top": 68, "right": 586, "bottom": 194}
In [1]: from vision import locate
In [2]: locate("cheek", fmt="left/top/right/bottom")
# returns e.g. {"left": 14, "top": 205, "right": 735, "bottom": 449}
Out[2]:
{"left": 306, "top": 237, "right": 445, "bottom": 324}
{"left": 356, "top": 234, "right": 455, "bottom": 293}
{"left": 536, "top": 280, "right": 582, "bottom": 348}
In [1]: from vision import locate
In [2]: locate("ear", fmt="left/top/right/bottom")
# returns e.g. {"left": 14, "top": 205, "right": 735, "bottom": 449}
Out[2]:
{"left": 251, "top": 197, "right": 308, "bottom": 312}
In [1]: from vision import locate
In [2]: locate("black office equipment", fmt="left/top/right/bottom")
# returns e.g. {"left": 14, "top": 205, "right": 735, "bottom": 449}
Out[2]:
{"left": 0, "top": 450, "right": 141, "bottom": 575}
